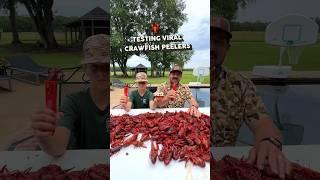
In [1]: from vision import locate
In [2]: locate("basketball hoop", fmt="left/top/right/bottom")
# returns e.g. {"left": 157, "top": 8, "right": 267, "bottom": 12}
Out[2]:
{"left": 279, "top": 46, "right": 305, "bottom": 66}
{"left": 286, "top": 46, "right": 305, "bottom": 65}
{"left": 193, "top": 67, "right": 209, "bottom": 83}
{"left": 253, "top": 14, "right": 319, "bottom": 78}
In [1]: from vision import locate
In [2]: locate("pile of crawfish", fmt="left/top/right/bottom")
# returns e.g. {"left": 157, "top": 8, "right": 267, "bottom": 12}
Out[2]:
{"left": 0, "top": 164, "right": 109, "bottom": 179}
{"left": 211, "top": 155, "right": 320, "bottom": 180}
{"left": 110, "top": 111, "right": 211, "bottom": 167}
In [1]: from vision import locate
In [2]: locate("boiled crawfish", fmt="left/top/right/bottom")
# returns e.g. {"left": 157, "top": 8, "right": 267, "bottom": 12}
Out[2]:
{"left": 110, "top": 111, "right": 210, "bottom": 167}
{"left": 211, "top": 155, "right": 320, "bottom": 180}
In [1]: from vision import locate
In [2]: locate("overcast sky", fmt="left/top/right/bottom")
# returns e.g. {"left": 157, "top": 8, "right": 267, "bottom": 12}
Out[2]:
{"left": 237, "top": 0, "right": 320, "bottom": 22}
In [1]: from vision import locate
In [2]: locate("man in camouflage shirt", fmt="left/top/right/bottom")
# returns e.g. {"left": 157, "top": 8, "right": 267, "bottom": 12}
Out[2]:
{"left": 211, "top": 16, "right": 291, "bottom": 178}
{"left": 155, "top": 65, "right": 201, "bottom": 117}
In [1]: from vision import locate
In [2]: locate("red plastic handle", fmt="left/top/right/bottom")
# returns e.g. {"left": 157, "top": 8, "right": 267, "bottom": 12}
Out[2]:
{"left": 45, "top": 80, "right": 57, "bottom": 113}
{"left": 172, "top": 83, "right": 177, "bottom": 91}
{"left": 124, "top": 84, "right": 129, "bottom": 97}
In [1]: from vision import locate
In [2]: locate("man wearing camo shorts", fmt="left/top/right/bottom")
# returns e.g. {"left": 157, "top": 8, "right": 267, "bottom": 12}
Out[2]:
{"left": 211, "top": 16, "right": 291, "bottom": 178}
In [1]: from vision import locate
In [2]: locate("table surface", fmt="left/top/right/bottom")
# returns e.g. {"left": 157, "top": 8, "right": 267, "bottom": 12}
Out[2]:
{"left": 212, "top": 145, "right": 320, "bottom": 172}
{"left": 110, "top": 108, "right": 210, "bottom": 180}
{"left": 0, "top": 150, "right": 108, "bottom": 171}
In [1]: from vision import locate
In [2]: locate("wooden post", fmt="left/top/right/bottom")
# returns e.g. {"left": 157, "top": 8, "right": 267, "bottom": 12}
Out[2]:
{"left": 81, "top": 20, "right": 85, "bottom": 42}
{"left": 70, "top": 27, "right": 73, "bottom": 44}
{"left": 0, "top": 28, "right": 3, "bottom": 41}
{"left": 75, "top": 27, "right": 78, "bottom": 42}
{"left": 91, "top": 20, "right": 94, "bottom": 36}
{"left": 65, "top": 27, "right": 68, "bottom": 46}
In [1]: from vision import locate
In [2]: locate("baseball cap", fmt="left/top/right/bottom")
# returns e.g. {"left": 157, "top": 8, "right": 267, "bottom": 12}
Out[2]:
{"left": 170, "top": 64, "right": 183, "bottom": 74}
{"left": 81, "top": 34, "right": 110, "bottom": 65}
{"left": 211, "top": 16, "right": 232, "bottom": 38}
{"left": 135, "top": 72, "right": 148, "bottom": 83}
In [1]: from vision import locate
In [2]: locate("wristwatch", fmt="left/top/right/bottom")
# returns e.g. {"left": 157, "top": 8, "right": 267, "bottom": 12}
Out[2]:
{"left": 260, "top": 137, "right": 282, "bottom": 151}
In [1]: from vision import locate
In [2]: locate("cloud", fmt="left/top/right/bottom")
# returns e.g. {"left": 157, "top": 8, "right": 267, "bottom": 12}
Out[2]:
{"left": 179, "top": 0, "right": 210, "bottom": 51}
{"left": 184, "top": 48, "right": 210, "bottom": 68}
{"left": 178, "top": 0, "right": 210, "bottom": 68}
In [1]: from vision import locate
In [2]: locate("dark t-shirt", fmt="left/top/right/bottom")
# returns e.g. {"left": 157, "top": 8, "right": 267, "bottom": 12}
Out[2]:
{"left": 57, "top": 88, "right": 109, "bottom": 149}
{"left": 129, "top": 89, "right": 154, "bottom": 109}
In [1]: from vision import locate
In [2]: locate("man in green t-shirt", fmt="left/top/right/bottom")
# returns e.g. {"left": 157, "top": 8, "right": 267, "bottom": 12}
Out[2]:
{"left": 31, "top": 34, "right": 109, "bottom": 156}
{"left": 120, "top": 72, "right": 156, "bottom": 111}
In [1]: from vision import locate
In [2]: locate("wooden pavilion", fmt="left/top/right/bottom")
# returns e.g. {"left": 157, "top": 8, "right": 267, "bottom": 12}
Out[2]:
{"left": 64, "top": 7, "right": 110, "bottom": 46}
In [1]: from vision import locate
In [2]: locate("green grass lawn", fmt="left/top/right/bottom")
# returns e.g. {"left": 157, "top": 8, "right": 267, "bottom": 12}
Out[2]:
{"left": 111, "top": 70, "right": 210, "bottom": 84}
{"left": 0, "top": 32, "right": 81, "bottom": 68}
{"left": 0, "top": 32, "right": 67, "bottom": 45}
{"left": 226, "top": 31, "right": 320, "bottom": 71}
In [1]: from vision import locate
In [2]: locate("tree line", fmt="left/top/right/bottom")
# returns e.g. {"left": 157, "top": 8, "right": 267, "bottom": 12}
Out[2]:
{"left": 232, "top": 17, "right": 320, "bottom": 32}
{"left": 0, "top": 0, "right": 62, "bottom": 48}
{"left": 0, "top": 16, "right": 77, "bottom": 32}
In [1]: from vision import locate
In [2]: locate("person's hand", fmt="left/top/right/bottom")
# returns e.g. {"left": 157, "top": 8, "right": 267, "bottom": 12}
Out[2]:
{"left": 166, "top": 90, "right": 176, "bottom": 101}
{"left": 247, "top": 140, "right": 291, "bottom": 179}
{"left": 154, "top": 97, "right": 159, "bottom": 104}
{"left": 188, "top": 105, "right": 201, "bottom": 118}
{"left": 120, "top": 96, "right": 128, "bottom": 108}
{"left": 31, "top": 108, "right": 63, "bottom": 138}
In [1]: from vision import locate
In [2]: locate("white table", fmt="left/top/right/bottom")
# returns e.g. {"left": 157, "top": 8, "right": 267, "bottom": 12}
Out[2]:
{"left": 111, "top": 108, "right": 210, "bottom": 180}
{"left": 0, "top": 150, "right": 108, "bottom": 171}
{"left": 212, "top": 145, "right": 320, "bottom": 172}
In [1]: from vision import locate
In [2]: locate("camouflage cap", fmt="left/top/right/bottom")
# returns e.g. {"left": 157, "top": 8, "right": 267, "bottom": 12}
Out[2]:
{"left": 81, "top": 34, "right": 110, "bottom": 65}
{"left": 170, "top": 64, "right": 183, "bottom": 74}
{"left": 135, "top": 72, "right": 148, "bottom": 83}
{"left": 211, "top": 16, "right": 232, "bottom": 38}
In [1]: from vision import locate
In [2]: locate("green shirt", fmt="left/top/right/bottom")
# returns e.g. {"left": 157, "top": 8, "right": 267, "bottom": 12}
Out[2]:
{"left": 129, "top": 89, "right": 154, "bottom": 109}
{"left": 57, "top": 88, "right": 109, "bottom": 149}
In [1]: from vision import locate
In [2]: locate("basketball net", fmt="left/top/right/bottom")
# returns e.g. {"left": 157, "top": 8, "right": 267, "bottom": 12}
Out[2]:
{"left": 279, "top": 46, "right": 304, "bottom": 66}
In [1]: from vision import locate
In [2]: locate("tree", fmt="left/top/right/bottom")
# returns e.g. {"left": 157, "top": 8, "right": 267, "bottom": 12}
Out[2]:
{"left": 211, "top": 0, "right": 255, "bottom": 21}
{"left": 135, "top": 0, "right": 187, "bottom": 77}
{"left": 19, "top": 0, "right": 58, "bottom": 49}
{"left": 111, "top": 0, "right": 138, "bottom": 77}
{"left": 0, "top": 0, "right": 21, "bottom": 44}
{"left": 161, "top": 50, "right": 193, "bottom": 76}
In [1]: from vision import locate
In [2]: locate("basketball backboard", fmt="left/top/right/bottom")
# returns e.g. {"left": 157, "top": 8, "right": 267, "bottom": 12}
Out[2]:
{"left": 265, "top": 14, "right": 319, "bottom": 47}
{"left": 192, "top": 67, "right": 209, "bottom": 83}
{"left": 193, "top": 67, "right": 209, "bottom": 77}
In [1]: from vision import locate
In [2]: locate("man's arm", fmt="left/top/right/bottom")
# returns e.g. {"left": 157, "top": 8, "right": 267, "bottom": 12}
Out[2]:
{"left": 149, "top": 100, "right": 156, "bottom": 110}
{"left": 187, "top": 96, "right": 199, "bottom": 108}
{"left": 242, "top": 79, "right": 290, "bottom": 178}
{"left": 248, "top": 117, "right": 282, "bottom": 144}
{"left": 242, "top": 80, "right": 282, "bottom": 144}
